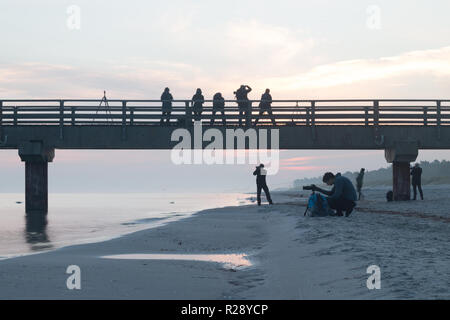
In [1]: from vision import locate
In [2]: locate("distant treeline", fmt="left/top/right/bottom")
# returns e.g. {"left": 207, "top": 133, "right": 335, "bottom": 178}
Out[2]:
{"left": 293, "top": 160, "right": 450, "bottom": 188}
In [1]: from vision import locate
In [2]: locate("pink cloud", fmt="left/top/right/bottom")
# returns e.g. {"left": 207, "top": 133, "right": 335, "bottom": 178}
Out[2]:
{"left": 280, "top": 165, "right": 324, "bottom": 171}
{"left": 280, "top": 156, "right": 315, "bottom": 165}
{"left": 54, "top": 150, "right": 170, "bottom": 165}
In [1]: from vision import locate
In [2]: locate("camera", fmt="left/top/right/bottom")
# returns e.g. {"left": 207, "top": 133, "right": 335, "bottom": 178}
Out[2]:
{"left": 303, "top": 185, "right": 315, "bottom": 191}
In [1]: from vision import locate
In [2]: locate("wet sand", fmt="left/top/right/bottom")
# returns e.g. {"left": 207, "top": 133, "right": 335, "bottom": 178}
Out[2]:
{"left": 0, "top": 189, "right": 449, "bottom": 299}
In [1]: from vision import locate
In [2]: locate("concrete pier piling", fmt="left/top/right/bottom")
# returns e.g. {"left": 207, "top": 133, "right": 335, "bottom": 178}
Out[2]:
{"left": 392, "top": 161, "right": 412, "bottom": 201}
{"left": 385, "top": 141, "right": 419, "bottom": 201}
{"left": 25, "top": 161, "right": 49, "bottom": 213}
{"left": 18, "top": 141, "right": 55, "bottom": 214}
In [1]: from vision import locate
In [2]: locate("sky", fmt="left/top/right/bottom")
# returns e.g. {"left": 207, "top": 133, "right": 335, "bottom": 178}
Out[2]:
{"left": 1, "top": 0, "right": 450, "bottom": 192}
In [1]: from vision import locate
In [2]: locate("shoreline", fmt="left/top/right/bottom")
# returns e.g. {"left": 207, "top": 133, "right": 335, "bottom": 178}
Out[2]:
{"left": 0, "top": 192, "right": 366, "bottom": 299}
{"left": 0, "top": 213, "right": 190, "bottom": 262}
{"left": 0, "top": 192, "right": 251, "bottom": 261}
{"left": 0, "top": 189, "right": 449, "bottom": 299}
{"left": 0, "top": 201, "right": 274, "bottom": 299}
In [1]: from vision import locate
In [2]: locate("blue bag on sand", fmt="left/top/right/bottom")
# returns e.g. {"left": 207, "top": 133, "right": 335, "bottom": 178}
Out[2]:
{"left": 305, "top": 193, "right": 334, "bottom": 217}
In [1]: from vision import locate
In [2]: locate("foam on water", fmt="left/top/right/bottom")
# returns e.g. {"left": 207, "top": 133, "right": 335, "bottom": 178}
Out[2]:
{"left": 101, "top": 253, "right": 253, "bottom": 269}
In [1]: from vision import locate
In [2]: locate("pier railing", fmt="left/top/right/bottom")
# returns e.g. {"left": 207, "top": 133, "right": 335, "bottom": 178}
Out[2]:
{"left": 0, "top": 99, "right": 449, "bottom": 126}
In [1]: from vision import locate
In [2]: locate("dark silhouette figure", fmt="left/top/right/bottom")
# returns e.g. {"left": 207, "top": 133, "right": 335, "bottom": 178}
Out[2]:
{"left": 411, "top": 163, "right": 423, "bottom": 200}
{"left": 253, "top": 164, "right": 273, "bottom": 206}
{"left": 312, "top": 172, "right": 357, "bottom": 217}
{"left": 161, "top": 87, "right": 173, "bottom": 124}
{"left": 254, "top": 88, "right": 275, "bottom": 126}
{"left": 192, "top": 88, "right": 205, "bottom": 121}
{"left": 211, "top": 92, "right": 225, "bottom": 125}
{"left": 386, "top": 190, "right": 393, "bottom": 202}
{"left": 356, "top": 168, "right": 365, "bottom": 200}
{"left": 234, "top": 85, "right": 252, "bottom": 126}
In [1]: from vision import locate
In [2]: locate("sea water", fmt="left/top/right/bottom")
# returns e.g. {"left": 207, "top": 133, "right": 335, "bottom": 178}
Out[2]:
{"left": 0, "top": 193, "right": 250, "bottom": 259}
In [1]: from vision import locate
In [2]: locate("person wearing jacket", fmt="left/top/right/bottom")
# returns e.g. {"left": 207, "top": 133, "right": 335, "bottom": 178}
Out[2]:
{"left": 192, "top": 88, "right": 205, "bottom": 121}
{"left": 411, "top": 163, "right": 423, "bottom": 200}
{"left": 312, "top": 172, "right": 357, "bottom": 217}
{"left": 253, "top": 164, "right": 273, "bottom": 206}
{"left": 211, "top": 92, "right": 225, "bottom": 125}
{"left": 356, "top": 168, "right": 365, "bottom": 200}
{"left": 254, "top": 88, "right": 275, "bottom": 126}
{"left": 234, "top": 85, "right": 252, "bottom": 126}
{"left": 160, "top": 87, "right": 173, "bottom": 124}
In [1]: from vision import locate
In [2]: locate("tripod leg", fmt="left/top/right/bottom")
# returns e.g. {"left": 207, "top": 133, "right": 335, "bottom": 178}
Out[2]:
{"left": 105, "top": 100, "right": 112, "bottom": 122}
{"left": 93, "top": 97, "right": 106, "bottom": 122}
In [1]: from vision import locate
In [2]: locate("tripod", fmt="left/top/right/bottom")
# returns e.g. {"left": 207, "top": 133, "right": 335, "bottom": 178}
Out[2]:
{"left": 303, "top": 190, "right": 314, "bottom": 216}
{"left": 93, "top": 90, "right": 113, "bottom": 123}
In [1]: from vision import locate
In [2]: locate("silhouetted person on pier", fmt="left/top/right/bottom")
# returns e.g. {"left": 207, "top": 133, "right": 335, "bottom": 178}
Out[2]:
{"left": 211, "top": 92, "right": 225, "bottom": 125}
{"left": 161, "top": 87, "right": 173, "bottom": 124}
{"left": 312, "top": 172, "right": 357, "bottom": 217}
{"left": 356, "top": 168, "right": 365, "bottom": 200}
{"left": 234, "top": 85, "right": 252, "bottom": 126}
{"left": 253, "top": 164, "right": 273, "bottom": 206}
{"left": 411, "top": 163, "right": 423, "bottom": 200}
{"left": 254, "top": 88, "right": 275, "bottom": 126}
{"left": 192, "top": 88, "right": 204, "bottom": 121}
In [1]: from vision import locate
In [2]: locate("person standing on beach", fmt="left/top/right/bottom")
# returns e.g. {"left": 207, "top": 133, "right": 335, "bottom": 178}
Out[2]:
{"left": 356, "top": 168, "right": 365, "bottom": 200}
{"left": 161, "top": 87, "right": 173, "bottom": 124}
{"left": 411, "top": 163, "right": 424, "bottom": 200}
{"left": 253, "top": 164, "right": 273, "bottom": 206}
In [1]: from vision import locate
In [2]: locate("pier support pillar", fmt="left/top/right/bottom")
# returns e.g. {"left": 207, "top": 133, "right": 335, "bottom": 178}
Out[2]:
{"left": 18, "top": 141, "right": 54, "bottom": 214}
{"left": 385, "top": 141, "right": 418, "bottom": 201}
{"left": 392, "top": 161, "right": 411, "bottom": 201}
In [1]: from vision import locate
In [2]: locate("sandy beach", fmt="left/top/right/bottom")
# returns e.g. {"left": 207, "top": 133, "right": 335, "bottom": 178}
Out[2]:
{"left": 0, "top": 187, "right": 449, "bottom": 299}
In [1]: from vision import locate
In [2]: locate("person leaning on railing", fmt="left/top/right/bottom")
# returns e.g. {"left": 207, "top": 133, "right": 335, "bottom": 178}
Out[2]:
{"left": 192, "top": 88, "right": 205, "bottom": 121}
{"left": 211, "top": 92, "right": 225, "bottom": 125}
{"left": 234, "top": 85, "right": 252, "bottom": 126}
{"left": 254, "top": 88, "right": 275, "bottom": 126}
{"left": 160, "top": 87, "right": 173, "bottom": 125}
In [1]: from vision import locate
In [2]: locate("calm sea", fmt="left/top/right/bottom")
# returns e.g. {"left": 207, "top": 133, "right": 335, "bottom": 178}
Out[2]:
{"left": 0, "top": 193, "right": 251, "bottom": 259}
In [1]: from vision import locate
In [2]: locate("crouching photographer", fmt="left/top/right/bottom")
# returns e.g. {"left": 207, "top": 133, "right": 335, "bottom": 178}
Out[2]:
{"left": 309, "top": 172, "right": 357, "bottom": 217}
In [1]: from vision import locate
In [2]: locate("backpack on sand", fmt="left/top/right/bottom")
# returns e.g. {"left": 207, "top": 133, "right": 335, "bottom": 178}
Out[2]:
{"left": 304, "top": 193, "right": 334, "bottom": 217}
{"left": 386, "top": 190, "right": 393, "bottom": 202}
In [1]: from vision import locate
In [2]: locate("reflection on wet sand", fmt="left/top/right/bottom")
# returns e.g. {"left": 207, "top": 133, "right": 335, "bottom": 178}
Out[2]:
{"left": 24, "top": 213, "right": 53, "bottom": 251}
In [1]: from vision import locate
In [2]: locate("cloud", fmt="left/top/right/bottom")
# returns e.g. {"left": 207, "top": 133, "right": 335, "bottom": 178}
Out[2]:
{"left": 281, "top": 152, "right": 377, "bottom": 166}
{"left": 280, "top": 165, "right": 324, "bottom": 171}
{"left": 1, "top": 45, "right": 450, "bottom": 100}
{"left": 279, "top": 152, "right": 379, "bottom": 172}
{"left": 262, "top": 46, "right": 450, "bottom": 94}
{"left": 224, "top": 19, "right": 316, "bottom": 74}
{"left": 53, "top": 150, "right": 170, "bottom": 165}
{"left": 156, "top": 7, "right": 197, "bottom": 34}
{"left": 0, "top": 61, "right": 204, "bottom": 99}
